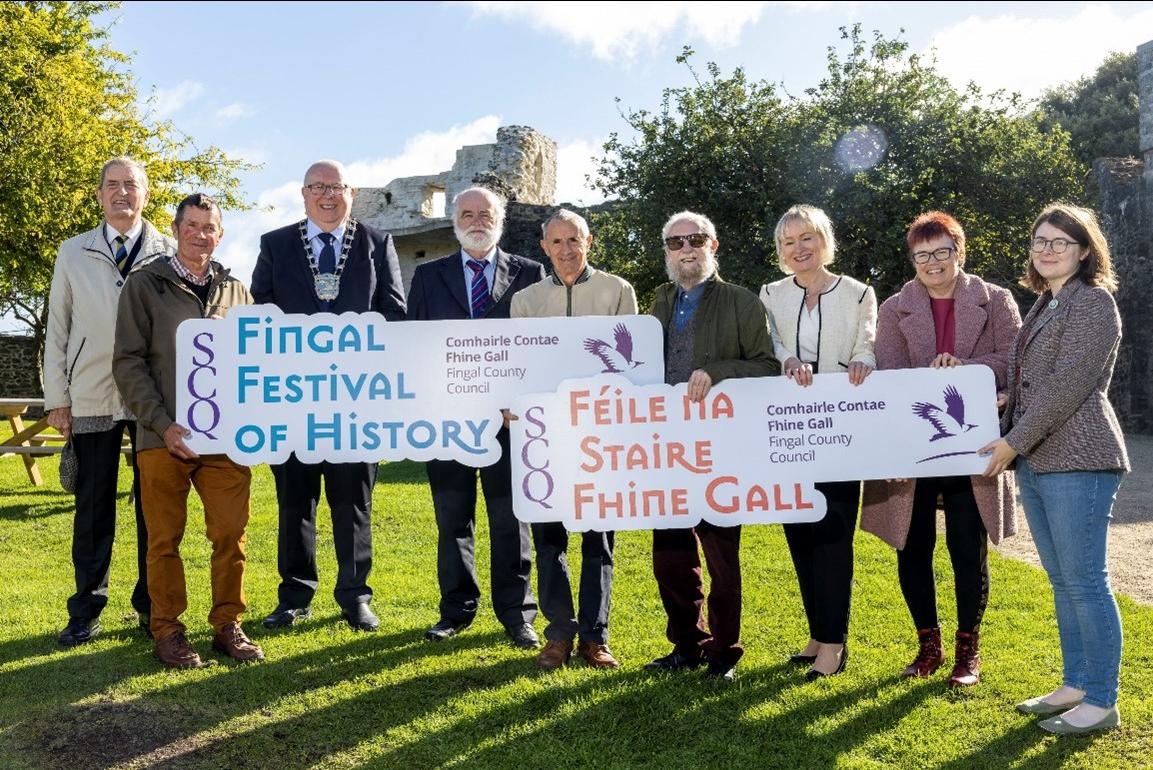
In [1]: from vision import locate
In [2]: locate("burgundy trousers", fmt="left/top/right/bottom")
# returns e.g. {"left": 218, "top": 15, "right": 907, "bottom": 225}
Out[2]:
{"left": 652, "top": 521, "right": 743, "bottom": 665}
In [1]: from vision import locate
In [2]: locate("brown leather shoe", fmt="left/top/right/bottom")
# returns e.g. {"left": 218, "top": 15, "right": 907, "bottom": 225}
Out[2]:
{"left": 577, "top": 641, "right": 620, "bottom": 669}
{"left": 902, "top": 627, "right": 944, "bottom": 678}
{"left": 154, "top": 631, "right": 212, "bottom": 669}
{"left": 536, "top": 639, "right": 573, "bottom": 670}
{"left": 948, "top": 630, "right": 980, "bottom": 688}
{"left": 212, "top": 622, "right": 265, "bottom": 663}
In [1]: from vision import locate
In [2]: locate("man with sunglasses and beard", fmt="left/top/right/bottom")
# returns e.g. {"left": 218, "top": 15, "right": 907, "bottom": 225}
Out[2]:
{"left": 406, "top": 186, "right": 546, "bottom": 649}
{"left": 642, "top": 211, "right": 777, "bottom": 682}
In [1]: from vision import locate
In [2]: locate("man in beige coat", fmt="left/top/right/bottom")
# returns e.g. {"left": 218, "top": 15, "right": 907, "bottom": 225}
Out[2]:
{"left": 44, "top": 157, "right": 175, "bottom": 647}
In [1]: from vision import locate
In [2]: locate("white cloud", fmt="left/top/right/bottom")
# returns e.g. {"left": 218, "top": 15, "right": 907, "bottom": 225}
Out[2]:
{"left": 214, "top": 117, "right": 506, "bottom": 285}
{"left": 926, "top": 4, "right": 1153, "bottom": 100}
{"left": 466, "top": 1, "right": 767, "bottom": 61}
{"left": 215, "top": 103, "right": 255, "bottom": 122}
{"left": 151, "top": 80, "right": 205, "bottom": 118}
{"left": 214, "top": 182, "right": 302, "bottom": 288}
{"left": 555, "top": 138, "right": 605, "bottom": 205}
{"left": 345, "top": 115, "right": 502, "bottom": 185}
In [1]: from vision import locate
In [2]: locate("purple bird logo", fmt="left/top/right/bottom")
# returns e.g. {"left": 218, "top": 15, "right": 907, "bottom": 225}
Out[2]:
{"left": 912, "top": 385, "right": 978, "bottom": 441}
{"left": 584, "top": 323, "right": 644, "bottom": 373}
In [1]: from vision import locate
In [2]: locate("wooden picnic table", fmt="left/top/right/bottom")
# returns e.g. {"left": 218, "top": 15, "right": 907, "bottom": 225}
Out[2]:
{"left": 0, "top": 398, "right": 130, "bottom": 487}
{"left": 0, "top": 398, "right": 57, "bottom": 485}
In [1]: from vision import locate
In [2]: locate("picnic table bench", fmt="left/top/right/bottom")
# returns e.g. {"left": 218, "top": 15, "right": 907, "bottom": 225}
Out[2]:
{"left": 0, "top": 398, "right": 130, "bottom": 486}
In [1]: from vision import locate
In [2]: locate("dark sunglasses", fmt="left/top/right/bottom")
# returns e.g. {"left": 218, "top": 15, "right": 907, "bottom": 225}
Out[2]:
{"left": 664, "top": 233, "right": 709, "bottom": 250}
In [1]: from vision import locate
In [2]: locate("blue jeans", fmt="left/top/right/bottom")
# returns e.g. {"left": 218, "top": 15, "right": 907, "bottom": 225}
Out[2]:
{"left": 1016, "top": 457, "right": 1124, "bottom": 708}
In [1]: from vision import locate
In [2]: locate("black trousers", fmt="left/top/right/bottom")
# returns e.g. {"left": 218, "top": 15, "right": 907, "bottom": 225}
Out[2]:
{"left": 783, "top": 480, "right": 859, "bottom": 644}
{"left": 897, "top": 475, "right": 989, "bottom": 633}
{"left": 425, "top": 429, "right": 535, "bottom": 629}
{"left": 532, "top": 524, "right": 613, "bottom": 644}
{"left": 271, "top": 456, "right": 376, "bottom": 610}
{"left": 67, "top": 421, "right": 149, "bottom": 620}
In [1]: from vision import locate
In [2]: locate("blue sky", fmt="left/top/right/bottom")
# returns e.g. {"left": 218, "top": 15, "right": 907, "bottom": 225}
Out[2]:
{"left": 78, "top": 1, "right": 1153, "bottom": 287}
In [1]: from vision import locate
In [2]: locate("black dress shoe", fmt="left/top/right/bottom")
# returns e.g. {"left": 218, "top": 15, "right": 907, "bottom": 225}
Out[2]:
{"left": 342, "top": 604, "right": 379, "bottom": 632}
{"left": 643, "top": 650, "right": 706, "bottom": 671}
{"left": 138, "top": 613, "right": 153, "bottom": 639}
{"left": 506, "top": 623, "right": 540, "bottom": 649}
{"left": 262, "top": 605, "right": 312, "bottom": 629}
{"left": 789, "top": 653, "right": 818, "bottom": 666}
{"left": 806, "top": 645, "right": 848, "bottom": 681}
{"left": 58, "top": 618, "right": 101, "bottom": 647}
{"left": 704, "top": 659, "right": 736, "bottom": 682}
{"left": 424, "top": 617, "right": 471, "bottom": 642}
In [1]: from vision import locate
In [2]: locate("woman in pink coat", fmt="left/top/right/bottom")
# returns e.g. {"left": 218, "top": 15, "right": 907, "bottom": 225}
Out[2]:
{"left": 861, "top": 211, "right": 1020, "bottom": 687}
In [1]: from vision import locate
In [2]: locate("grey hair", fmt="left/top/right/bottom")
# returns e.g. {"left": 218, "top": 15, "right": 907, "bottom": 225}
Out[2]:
{"left": 99, "top": 157, "right": 149, "bottom": 192}
{"left": 540, "top": 209, "right": 589, "bottom": 239}
{"left": 661, "top": 210, "right": 717, "bottom": 242}
{"left": 303, "top": 159, "right": 349, "bottom": 185}
{"left": 453, "top": 186, "right": 506, "bottom": 227}
{"left": 773, "top": 204, "right": 836, "bottom": 273}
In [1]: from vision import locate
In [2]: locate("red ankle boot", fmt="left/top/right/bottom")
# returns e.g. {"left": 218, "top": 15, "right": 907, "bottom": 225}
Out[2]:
{"left": 902, "top": 627, "right": 944, "bottom": 678}
{"left": 948, "top": 630, "right": 980, "bottom": 688}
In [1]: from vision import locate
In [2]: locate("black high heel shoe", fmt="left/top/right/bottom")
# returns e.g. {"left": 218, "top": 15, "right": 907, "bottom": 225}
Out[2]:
{"left": 789, "top": 652, "right": 818, "bottom": 666}
{"left": 805, "top": 645, "right": 848, "bottom": 681}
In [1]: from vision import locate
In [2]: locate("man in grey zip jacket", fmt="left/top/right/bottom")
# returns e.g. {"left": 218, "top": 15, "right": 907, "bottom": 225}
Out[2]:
{"left": 44, "top": 157, "right": 175, "bottom": 647}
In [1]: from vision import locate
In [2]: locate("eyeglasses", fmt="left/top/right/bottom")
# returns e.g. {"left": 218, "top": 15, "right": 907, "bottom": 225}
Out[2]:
{"left": 103, "top": 181, "right": 139, "bottom": 192}
{"left": 664, "top": 233, "right": 710, "bottom": 250}
{"left": 1030, "top": 236, "right": 1081, "bottom": 254}
{"left": 305, "top": 183, "right": 351, "bottom": 196}
{"left": 910, "top": 246, "right": 956, "bottom": 264}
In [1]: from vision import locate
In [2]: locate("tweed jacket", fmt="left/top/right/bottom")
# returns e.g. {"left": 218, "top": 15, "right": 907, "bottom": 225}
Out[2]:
{"left": 1001, "top": 277, "right": 1129, "bottom": 473}
{"left": 510, "top": 266, "right": 638, "bottom": 318}
{"left": 861, "top": 271, "right": 1022, "bottom": 550}
{"left": 759, "top": 274, "right": 877, "bottom": 373}
{"left": 43, "top": 221, "right": 175, "bottom": 418}
{"left": 113, "top": 259, "right": 253, "bottom": 452}
{"left": 649, "top": 275, "right": 780, "bottom": 384}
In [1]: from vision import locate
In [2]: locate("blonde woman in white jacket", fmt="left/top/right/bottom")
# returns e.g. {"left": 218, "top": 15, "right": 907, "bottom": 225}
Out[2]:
{"left": 760, "top": 204, "right": 877, "bottom": 679}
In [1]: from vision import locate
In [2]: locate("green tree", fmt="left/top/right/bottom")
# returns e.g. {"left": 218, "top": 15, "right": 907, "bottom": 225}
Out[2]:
{"left": 1039, "top": 50, "right": 1139, "bottom": 166}
{"left": 0, "top": 1, "right": 252, "bottom": 359}
{"left": 593, "top": 27, "right": 1084, "bottom": 308}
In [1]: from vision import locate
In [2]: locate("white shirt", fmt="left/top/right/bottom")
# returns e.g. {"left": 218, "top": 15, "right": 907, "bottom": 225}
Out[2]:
{"left": 305, "top": 219, "right": 346, "bottom": 263}
{"left": 798, "top": 303, "right": 820, "bottom": 365}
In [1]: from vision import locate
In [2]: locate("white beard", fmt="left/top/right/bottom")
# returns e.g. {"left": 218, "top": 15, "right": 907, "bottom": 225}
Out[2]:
{"left": 666, "top": 250, "right": 717, "bottom": 286}
{"left": 455, "top": 223, "right": 501, "bottom": 254}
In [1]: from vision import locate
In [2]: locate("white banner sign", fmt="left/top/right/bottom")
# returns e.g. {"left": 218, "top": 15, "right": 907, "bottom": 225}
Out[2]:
{"left": 510, "top": 366, "right": 999, "bottom": 531}
{"left": 174, "top": 306, "right": 664, "bottom": 467}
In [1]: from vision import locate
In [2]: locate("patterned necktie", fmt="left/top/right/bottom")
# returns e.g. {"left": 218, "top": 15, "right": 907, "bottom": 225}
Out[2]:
{"left": 317, "top": 232, "right": 336, "bottom": 274}
{"left": 114, "top": 235, "right": 129, "bottom": 276}
{"left": 466, "top": 259, "right": 492, "bottom": 318}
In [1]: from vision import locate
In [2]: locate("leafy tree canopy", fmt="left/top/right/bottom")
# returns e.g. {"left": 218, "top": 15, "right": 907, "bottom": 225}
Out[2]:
{"left": 0, "top": 1, "right": 253, "bottom": 355}
{"left": 592, "top": 26, "right": 1084, "bottom": 309}
{"left": 1039, "top": 50, "right": 1139, "bottom": 166}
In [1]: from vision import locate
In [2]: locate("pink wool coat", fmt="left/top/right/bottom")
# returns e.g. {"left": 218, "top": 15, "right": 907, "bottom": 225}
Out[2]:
{"left": 860, "top": 271, "right": 1022, "bottom": 550}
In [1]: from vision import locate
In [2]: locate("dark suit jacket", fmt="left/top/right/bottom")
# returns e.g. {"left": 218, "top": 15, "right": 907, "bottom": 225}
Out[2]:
{"left": 251, "top": 220, "right": 406, "bottom": 319}
{"left": 406, "top": 248, "right": 545, "bottom": 321}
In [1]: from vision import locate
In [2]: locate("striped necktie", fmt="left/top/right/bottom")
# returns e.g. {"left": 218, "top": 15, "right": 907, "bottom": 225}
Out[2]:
{"left": 113, "top": 235, "right": 129, "bottom": 276}
{"left": 466, "top": 259, "right": 492, "bottom": 318}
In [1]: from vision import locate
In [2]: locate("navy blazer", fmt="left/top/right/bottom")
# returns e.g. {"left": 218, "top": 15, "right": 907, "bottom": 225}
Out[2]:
{"left": 251, "top": 220, "right": 406, "bottom": 319}
{"left": 406, "top": 249, "right": 545, "bottom": 321}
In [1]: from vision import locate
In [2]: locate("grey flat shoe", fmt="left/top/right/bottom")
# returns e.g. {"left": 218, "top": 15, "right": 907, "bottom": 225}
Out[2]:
{"left": 1016, "top": 696, "right": 1084, "bottom": 716}
{"left": 1038, "top": 707, "right": 1120, "bottom": 735}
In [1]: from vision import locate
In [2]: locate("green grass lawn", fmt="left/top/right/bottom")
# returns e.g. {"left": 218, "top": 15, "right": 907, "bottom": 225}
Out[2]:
{"left": 0, "top": 457, "right": 1149, "bottom": 770}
